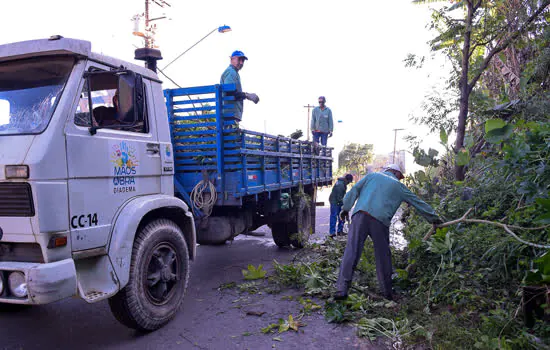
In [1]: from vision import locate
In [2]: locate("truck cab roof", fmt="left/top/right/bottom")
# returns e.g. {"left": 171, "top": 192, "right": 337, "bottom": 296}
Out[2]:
{"left": 0, "top": 36, "right": 160, "bottom": 81}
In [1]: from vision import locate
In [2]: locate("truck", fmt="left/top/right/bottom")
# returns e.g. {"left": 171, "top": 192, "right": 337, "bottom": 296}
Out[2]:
{"left": 0, "top": 36, "right": 333, "bottom": 331}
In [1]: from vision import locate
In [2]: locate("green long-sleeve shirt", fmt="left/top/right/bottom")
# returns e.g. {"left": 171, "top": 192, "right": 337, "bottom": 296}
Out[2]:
{"left": 221, "top": 65, "right": 244, "bottom": 119}
{"left": 310, "top": 106, "right": 333, "bottom": 133}
{"left": 342, "top": 171, "right": 439, "bottom": 227}
{"left": 329, "top": 178, "right": 347, "bottom": 206}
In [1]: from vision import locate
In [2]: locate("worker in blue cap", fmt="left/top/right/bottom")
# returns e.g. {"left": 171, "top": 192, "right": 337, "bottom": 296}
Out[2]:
{"left": 220, "top": 50, "right": 259, "bottom": 120}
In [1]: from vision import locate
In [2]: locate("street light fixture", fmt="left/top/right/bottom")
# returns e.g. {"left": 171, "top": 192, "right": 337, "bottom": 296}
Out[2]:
{"left": 162, "top": 25, "right": 232, "bottom": 71}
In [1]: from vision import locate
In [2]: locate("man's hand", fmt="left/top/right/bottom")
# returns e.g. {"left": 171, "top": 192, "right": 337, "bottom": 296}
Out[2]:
{"left": 432, "top": 217, "right": 443, "bottom": 227}
{"left": 340, "top": 210, "right": 349, "bottom": 222}
{"left": 329, "top": 132, "right": 333, "bottom": 137}
{"left": 245, "top": 93, "right": 260, "bottom": 104}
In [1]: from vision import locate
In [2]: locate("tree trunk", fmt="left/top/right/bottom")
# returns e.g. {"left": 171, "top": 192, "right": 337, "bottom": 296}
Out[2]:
{"left": 455, "top": 1, "right": 475, "bottom": 181}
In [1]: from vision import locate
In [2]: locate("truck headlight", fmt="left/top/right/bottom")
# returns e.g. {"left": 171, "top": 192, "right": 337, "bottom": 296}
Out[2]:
{"left": 0, "top": 274, "right": 4, "bottom": 295}
{"left": 5, "top": 165, "right": 29, "bottom": 179}
{"left": 8, "top": 271, "right": 27, "bottom": 298}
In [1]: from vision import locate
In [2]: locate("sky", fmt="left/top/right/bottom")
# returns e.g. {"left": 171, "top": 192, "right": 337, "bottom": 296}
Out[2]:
{"left": 0, "top": 0, "right": 450, "bottom": 173}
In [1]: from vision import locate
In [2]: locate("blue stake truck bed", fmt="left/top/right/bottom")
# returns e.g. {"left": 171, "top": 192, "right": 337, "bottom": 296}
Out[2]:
{"left": 164, "top": 83, "right": 333, "bottom": 247}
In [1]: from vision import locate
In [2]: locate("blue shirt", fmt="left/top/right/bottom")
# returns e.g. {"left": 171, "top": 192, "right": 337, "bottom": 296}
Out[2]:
{"left": 342, "top": 171, "right": 439, "bottom": 227}
{"left": 220, "top": 65, "right": 243, "bottom": 119}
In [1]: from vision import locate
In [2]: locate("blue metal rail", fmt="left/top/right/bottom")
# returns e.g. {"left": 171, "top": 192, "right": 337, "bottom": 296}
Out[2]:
{"left": 164, "top": 84, "right": 333, "bottom": 210}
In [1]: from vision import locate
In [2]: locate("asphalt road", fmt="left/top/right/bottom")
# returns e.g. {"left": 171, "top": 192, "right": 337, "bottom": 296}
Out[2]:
{"left": 0, "top": 199, "right": 376, "bottom": 350}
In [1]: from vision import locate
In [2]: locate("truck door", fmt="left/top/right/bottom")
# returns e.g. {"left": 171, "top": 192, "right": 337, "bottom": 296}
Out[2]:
{"left": 64, "top": 63, "right": 161, "bottom": 252}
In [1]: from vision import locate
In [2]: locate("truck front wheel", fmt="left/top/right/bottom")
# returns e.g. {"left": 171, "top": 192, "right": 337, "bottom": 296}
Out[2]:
{"left": 108, "top": 219, "right": 190, "bottom": 332}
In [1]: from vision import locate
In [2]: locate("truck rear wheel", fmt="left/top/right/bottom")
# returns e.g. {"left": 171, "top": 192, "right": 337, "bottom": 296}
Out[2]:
{"left": 108, "top": 219, "right": 190, "bottom": 332}
{"left": 289, "top": 196, "right": 312, "bottom": 249}
{"left": 270, "top": 222, "right": 291, "bottom": 247}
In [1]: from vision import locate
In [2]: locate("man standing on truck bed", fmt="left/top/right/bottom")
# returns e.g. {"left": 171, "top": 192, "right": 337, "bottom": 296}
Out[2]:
{"left": 334, "top": 164, "right": 442, "bottom": 301}
{"left": 220, "top": 50, "right": 260, "bottom": 120}
{"left": 311, "top": 96, "right": 333, "bottom": 146}
{"left": 329, "top": 174, "right": 353, "bottom": 238}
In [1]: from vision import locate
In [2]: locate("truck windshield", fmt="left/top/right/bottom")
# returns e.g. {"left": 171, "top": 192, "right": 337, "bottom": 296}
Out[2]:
{"left": 0, "top": 56, "right": 74, "bottom": 135}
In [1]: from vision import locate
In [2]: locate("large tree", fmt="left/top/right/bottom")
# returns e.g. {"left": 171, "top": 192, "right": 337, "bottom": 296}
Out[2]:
{"left": 338, "top": 143, "right": 374, "bottom": 176}
{"left": 413, "top": 0, "right": 550, "bottom": 179}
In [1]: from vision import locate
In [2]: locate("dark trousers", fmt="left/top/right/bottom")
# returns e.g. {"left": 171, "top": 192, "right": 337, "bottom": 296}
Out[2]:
{"left": 312, "top": 131, "right": 328, "bottom": 146}
{"left": 336, "top": 212, "right": 393, "bottom": 298}
{"left": 329, "top": 204, "right": 344, "bottom": 235}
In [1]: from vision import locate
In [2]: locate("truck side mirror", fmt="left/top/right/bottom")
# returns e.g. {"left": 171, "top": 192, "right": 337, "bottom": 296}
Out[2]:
{"left": 117, "top": 71, "right": 144, "bottom": 125}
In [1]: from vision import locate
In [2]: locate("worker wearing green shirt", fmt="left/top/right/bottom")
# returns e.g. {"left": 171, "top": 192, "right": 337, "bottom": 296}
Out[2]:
{"left": 220, "top": 50, "right": 259, "bottom": 120}
{"left": 310, "top": 96, "right": 333, "bottom": 146}
{"left": 329, "top": 174, "right": 354, "bottom": 237}
{"left": 335, "top": 164, "right": 442, "bottom": 301}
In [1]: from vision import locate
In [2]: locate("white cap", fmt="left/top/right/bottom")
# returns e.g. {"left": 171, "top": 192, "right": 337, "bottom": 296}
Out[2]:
{"left": 384, "top": 164, "right": 404, "bottom": 179}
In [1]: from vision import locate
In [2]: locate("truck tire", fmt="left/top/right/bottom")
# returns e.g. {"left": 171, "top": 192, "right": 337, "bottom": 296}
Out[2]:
{"left": 289, "top": 196, "right": 312, "bottom": 249}
{"left": 270, "top": 222, "right": 291, "bottom": 247}
{"left": 108, "top": 219, "right": 190, "bottom": 332}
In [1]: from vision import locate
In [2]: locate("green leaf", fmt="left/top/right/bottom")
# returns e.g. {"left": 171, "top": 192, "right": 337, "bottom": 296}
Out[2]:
{"left": 440, "top": 128, "right": 448, "bottom": 144}
{"left": 485, "top": 124, "right": 514, "bottom": 144}
{"left": 242, "top": 264, "right": 267, "bottom": 280}
{"left": 464, "top": 134, "right": 474, "bottom": 148}
{"left": 536, "top": 198, "right": 550, "bottom": 211}
{"left": 536, "top": 212, "right": 550, "bottom": 224}
{"left": 456, "top": 148, "right": 470, "bottom": 166}
{"left": 485, "top": 118, "right": 506, "bottom": 133}
{"left": 261, "top": 324, "right": 278, "bottom": 334}
{"left": 524, "top": 270, "right": 543, "bottom": 285}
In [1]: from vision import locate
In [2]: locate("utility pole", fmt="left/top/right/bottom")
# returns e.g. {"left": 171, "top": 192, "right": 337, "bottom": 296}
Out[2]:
{"left": 303, "top": 104, "right": 315, "bottom": 141}
{"left": 392, "top": 128, "right": 404, "bottom": 164}
{"left": 133, "top": 0, "right": 171, "bottom": 49}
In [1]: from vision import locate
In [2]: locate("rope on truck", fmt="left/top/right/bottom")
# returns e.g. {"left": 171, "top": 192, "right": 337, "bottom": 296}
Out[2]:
{"left": 190, "top": 179, "right": 217, "bottom": 217}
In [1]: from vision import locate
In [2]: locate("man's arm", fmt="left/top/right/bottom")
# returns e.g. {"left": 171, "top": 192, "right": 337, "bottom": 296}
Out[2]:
{"left": 221, "top": 70, "right": 247, "bottom": 100}
{"left": 334, "top": 183, "right": 346, "bottom": 205}
{"left": 310, "top": 109, "right": 317, "bottom": 131}
{"left": 342, "top": 175, "right": 369, "bottom": 212}
{"left": 329, "top": 109, "right": 333, "bottom": 133}
{"left": 401, "top": 185, "right": 440, "bottom": 223}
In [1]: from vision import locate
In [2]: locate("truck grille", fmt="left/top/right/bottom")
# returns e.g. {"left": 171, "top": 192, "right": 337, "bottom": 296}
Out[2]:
{"left": 0, "top": 183, "right": 35, "bottom": 217}
{"left": 0, "top": 243, "right": 44, "bottom": 263}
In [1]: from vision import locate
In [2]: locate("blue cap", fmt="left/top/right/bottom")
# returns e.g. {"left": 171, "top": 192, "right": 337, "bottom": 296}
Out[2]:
{"left": 231, "top": 50, "right": 248, "bottom": 60}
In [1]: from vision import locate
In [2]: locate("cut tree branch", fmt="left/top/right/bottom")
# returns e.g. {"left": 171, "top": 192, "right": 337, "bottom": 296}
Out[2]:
{"left": 423, "top": 208, "right": 550, "bottom": 249}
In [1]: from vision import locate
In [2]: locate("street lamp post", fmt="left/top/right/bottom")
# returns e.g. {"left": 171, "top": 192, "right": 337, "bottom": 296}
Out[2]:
{"left": 392, "top": 128, "right": 404, "bottom": 164}
{"left": 303, "top": 104, "right": 315, "bottom": 141}
{"left": 161, "top": 25, "right": 232, "bottom": 72}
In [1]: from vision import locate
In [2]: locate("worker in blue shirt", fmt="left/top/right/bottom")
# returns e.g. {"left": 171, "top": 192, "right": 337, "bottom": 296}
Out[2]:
{"left": 334, "top": 164, "right": 442, "bottom": 301}
{"left": 220, "top": 50, "right": 259, "bottom": 120}
{"left": 310, "top": 96, "right": 333, "bottom": 146}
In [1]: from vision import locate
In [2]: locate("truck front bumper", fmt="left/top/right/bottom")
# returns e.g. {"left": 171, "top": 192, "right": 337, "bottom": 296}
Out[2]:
{"left": 0, "top": 259, "right": 77, "bottom": 304}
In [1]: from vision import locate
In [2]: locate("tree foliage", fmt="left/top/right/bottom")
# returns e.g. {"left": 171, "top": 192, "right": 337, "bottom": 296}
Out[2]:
{"left": 337, "top": 143, "right": 374, "bottom": 176}
{"left": 411, "top": 0, "right": 550, "bottom": 179}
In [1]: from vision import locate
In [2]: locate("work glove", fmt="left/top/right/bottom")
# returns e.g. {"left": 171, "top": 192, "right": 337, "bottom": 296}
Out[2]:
{"left": 245, "top": 93, "right": 260, "bottom": 104}
{"left": 340, "top": 210, "right": 349, "bottom": 222}
{"left": 433, "top": 217, "right": 443, "bottom": 227}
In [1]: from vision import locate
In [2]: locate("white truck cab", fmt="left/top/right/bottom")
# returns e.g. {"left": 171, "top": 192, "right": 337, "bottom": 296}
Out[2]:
{"left": 0, "top": 36, "right": 196, "bottom": 331}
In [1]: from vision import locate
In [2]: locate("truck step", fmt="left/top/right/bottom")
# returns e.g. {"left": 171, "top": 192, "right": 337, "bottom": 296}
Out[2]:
{"left": 84, "top": 290, "right": 109, "bottom": 302}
